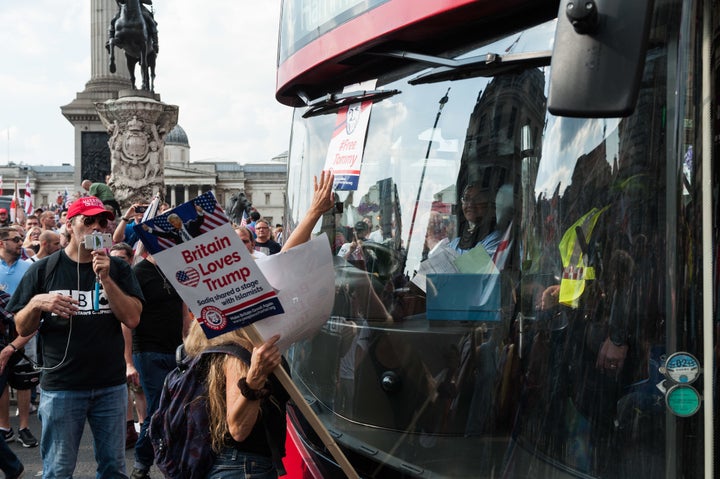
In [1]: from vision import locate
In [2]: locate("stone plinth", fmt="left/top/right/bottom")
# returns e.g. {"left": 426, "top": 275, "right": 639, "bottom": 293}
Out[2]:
{"left": 95, "top": 95, "right": 179, "bottom": 207}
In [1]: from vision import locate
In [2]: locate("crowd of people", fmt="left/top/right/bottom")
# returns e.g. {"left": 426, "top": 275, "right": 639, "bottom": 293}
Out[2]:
{"left": 0, "top": 173, "right": 332, "bottom": 479}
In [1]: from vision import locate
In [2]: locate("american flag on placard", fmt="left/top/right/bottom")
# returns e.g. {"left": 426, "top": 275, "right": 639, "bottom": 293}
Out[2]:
{"left": 148, "top": 227, "right": 176, "bottom": 250}
{"left": 148, "top": 191, "right": 230, "bottom": 250}
{"left": 192, "top": 191, "right": 230, "bottom": 231}
{"left": 239, "top": 209, "right": 248, "bottom": 227}
{"left": 176, "top": 267, "right": 200, "bottom": 287}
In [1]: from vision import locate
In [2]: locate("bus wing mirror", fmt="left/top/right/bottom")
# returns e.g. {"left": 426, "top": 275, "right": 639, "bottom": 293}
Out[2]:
{"left": 548, "top": 0, "right": 653, "bottom": 118}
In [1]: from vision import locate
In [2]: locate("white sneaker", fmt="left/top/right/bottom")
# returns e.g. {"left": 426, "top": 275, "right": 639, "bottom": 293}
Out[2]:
{"left": 14, "top": 404, "right": 38, "bottom": 417}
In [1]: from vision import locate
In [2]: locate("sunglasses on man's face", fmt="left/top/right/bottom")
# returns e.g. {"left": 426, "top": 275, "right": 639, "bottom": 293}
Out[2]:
{"left": 82, "top": 215, "right": 109, "bottom": 229}
{"left": 3, "top": 237, "right": 22, "bottom": 244}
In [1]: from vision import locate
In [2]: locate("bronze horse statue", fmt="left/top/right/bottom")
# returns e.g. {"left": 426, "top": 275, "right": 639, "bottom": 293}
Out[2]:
{"left": 226, "top": 192, "right": 253, "bottom": 225}
{"left": 107, "top": 0, "right": 158, "bottom": 91}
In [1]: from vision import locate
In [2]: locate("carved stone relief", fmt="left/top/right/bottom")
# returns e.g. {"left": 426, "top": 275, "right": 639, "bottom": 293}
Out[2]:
{"left": 95, "top": 96, "right": 178, "bottom": 208}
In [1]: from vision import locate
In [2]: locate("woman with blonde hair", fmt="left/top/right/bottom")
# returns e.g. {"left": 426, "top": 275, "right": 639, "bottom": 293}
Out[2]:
{"left": 23, "top": 226, "right": 42, "bottom": 255}
{"left": 185, "top": 171, "right": 335, "bottom": 477}
{"left": 184, "top": 322, "right": 284, "bottom": 478}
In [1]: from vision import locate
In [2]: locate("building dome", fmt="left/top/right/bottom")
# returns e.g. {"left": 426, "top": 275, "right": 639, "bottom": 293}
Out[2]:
{"left": 165, "top": 124, "right": 189, "bottom": 147}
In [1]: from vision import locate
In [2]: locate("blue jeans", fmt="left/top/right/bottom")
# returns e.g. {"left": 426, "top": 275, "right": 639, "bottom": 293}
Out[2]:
{"left": 0, "top": 438, "right": 23, "bottom": 476}
{"left": 206, "top": 449, "right": 277, "bottom": 479}
{"left": 39, "top": 384, "right": 128, "bottom": 479}
{"left": 133, "top": 351, "right": 176, "bottom": 470}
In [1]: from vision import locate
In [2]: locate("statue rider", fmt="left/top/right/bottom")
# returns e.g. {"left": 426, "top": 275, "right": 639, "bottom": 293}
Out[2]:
{"left": 107, "top": 0, "right": 159, "bottom": 55}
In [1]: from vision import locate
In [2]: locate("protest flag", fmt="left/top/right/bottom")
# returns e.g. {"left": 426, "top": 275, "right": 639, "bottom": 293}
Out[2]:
{"left": 10, "top": 181, "right": 18, "bottom": 224}
{"left": 132, "top": 193, "right": 162, "bottom": 261}
{"left": 24, "top": 176, "right": 33, "bottom": 215}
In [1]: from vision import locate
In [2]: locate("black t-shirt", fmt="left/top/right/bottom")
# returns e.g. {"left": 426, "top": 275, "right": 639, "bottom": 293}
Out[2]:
{"left": 132, "top": 259, "right": 184, "bottom": 354}
{"left": 255, "top": 239, "right": 281, "bottom": 255}
{"left": 7, "top": 250, "right": 144, "bottom": 390}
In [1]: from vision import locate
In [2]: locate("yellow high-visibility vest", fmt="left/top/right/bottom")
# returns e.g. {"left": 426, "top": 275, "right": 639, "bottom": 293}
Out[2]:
{"left": 558, "top": 206, "right": 609, "bottom": 308}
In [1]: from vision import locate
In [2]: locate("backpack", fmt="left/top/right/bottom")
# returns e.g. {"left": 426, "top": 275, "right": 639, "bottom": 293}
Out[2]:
{"left": 0, "top": 252, "right": 61, "bottom": 383}
{"left": 149, "top": 343, "right": 288, "bottom": 479}
{"left": 7, "top": 353, "right": 41, "bottom": 390}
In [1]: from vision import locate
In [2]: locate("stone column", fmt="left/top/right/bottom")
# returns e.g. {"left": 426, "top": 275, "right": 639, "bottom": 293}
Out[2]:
{"left": 62, "top": 0, "right": 134, "bottom": 188}
{"left": 90, "top": 0, "right": 130, "bottom": 83}
{"left": 95, "top": 94, "right": 178, "bottom": 208}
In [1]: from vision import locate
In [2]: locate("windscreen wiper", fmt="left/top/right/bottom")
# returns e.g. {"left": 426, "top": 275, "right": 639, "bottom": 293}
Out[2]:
{"left": 372, "top": 50, "right": 551, "bottom": 84}
{"left": 300, "top": 88, "right": 401, "bottom": 118}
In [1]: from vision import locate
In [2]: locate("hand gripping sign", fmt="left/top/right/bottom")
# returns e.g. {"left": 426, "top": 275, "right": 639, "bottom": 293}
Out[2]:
{"left": 135, "top": 191, "right": 283, "bottom": 338}
{"left": 135, "top": 192, "right": 360, "bottom": 478}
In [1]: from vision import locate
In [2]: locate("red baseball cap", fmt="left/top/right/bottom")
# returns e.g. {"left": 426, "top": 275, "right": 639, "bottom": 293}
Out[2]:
{"left": 0, "top": 209, "right": 7, "bottom": 214}
{"left": 67, "top": 196, "right": 115, "bottom": 220}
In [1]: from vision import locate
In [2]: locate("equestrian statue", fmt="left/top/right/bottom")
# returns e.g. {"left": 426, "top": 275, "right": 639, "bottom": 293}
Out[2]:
{"left": 226, "top": 192, "right": 253, "bottom": 226}
{"left": 107, "top": 0, "right": 159, "bottom": 92}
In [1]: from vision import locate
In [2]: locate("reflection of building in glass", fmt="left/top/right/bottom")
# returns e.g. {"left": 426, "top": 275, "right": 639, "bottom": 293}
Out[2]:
{"left": 456, "top": 69, "right": 546, "bottom": 239}
{"left": 348, "top": 177, "right": 402, "bottom": 249}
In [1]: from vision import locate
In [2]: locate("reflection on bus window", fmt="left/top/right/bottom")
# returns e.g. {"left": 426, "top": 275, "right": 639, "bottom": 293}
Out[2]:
{"left": 282, "top": 6, "right": 700, "bottom": 476}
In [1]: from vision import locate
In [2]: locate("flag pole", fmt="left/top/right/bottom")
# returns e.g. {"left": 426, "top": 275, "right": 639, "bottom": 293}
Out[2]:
{"left": 11, "top": 180, "right": 18, "bottom": 224}
{"left": 243, "top": 324, "right": 360, "bottom": 479}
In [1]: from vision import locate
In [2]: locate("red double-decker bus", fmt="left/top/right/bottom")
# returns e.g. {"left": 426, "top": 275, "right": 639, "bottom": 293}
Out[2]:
{"left": 277, "top": 1, "right": 720, "bottom": 477}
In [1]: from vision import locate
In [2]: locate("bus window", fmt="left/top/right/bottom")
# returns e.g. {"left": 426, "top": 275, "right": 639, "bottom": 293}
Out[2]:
{"left": 280, "top": 1, "right": 711, "bottom": 477}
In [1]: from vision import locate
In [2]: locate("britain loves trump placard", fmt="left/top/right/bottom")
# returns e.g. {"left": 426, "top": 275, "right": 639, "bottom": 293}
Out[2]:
{"left": 134, "top": 191, "right": 284, "bottom": 339}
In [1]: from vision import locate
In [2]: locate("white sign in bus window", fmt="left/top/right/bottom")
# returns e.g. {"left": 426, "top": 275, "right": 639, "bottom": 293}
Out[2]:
{"left": 324, "top": 79, "right": 376, "bottom": 191}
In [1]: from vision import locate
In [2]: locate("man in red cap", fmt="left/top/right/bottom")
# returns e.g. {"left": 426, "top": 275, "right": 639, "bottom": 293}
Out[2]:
{"left": 8, "top": 196, "right": 145, "bottom": 478}
{"left": 0, "top": 209, "right": 9, "bottom": 227}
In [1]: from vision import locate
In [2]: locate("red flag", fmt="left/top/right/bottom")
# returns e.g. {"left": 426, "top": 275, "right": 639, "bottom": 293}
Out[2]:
{"left": 10, "top": 181, "right": 18, "bottom": 224}
{"left": 492, "top": 220, "right": 513, "bottom": 269}
{"left": 24, "top": 176, "right": 33, "bottom": 215}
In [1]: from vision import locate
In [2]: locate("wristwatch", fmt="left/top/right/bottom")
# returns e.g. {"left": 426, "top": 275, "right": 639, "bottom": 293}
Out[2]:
{"left": 237, "top": 377, "right": 270, "bottom": 400}
{"left": 121, "top": 217, "right": 131, "bottom": 222}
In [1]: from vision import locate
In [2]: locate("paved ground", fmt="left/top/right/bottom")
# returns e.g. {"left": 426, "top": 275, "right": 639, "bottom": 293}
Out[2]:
{"left": 8, "top": 400, "right": 302, "bottom": 478}
{"left": 8, "top": 407, "right": 154, "bottom": 478}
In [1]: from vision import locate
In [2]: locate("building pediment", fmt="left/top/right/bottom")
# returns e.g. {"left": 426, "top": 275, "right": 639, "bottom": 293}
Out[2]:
{"left": 164, "top": 165, "right": 215, "bottom": 180}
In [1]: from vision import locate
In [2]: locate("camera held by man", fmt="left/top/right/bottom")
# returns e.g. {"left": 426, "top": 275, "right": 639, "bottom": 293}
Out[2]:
{"left": 84, "top": 232, "right": 112, "bottom": 251}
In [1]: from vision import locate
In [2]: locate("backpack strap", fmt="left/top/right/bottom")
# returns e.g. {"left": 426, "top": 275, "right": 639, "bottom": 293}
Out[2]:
{"left": 175, "top": 343, "right": 252, "bottom": 371}
{"left": 205, "top": 344, "right": 252, "bottom": 363}
{"left": 30, "top": 251, "right": 62, "bottom": 333}
{"left": 37, "top": 250, "right": 61, "bottom": 292}
{"left": 45, "top": 251, "right": 60, "bottom": 284}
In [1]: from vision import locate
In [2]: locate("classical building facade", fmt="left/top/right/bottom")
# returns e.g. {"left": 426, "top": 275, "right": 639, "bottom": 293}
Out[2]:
{"left": 161, "top": 125, "right": 287, "bottom": 224}
{"left": 1, "top": 126, "right": 288, "bottom": 226}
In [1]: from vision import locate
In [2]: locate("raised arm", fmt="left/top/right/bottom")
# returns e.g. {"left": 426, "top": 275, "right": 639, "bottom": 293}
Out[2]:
{"left": 281, "top": 171, "right": 335, "bottom": 252}
{"left": 114, "top": 204, "right": 137, "bottom": 243}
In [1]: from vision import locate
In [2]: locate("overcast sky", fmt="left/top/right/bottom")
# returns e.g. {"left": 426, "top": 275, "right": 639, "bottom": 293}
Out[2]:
{"left": 0, "top": 1, "right": 293, "bottom": 167}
